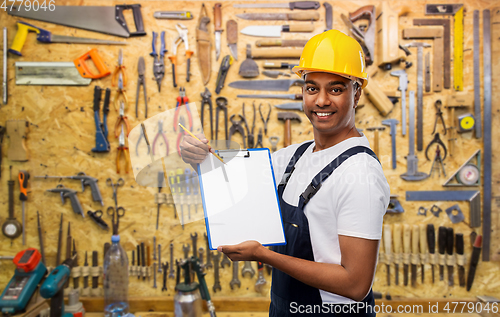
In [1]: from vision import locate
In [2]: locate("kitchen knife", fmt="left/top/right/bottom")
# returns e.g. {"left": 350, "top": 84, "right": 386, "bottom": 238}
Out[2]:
{"left": 236, "top": 12, "right": 319, "bottom": 20}
{"left": 274, "top": 102, "right": 303, "bottom": 111}
{"left": 229, "top": 79, "right": 304, "bottom": 91}
{"left": 233, "top": 1, "right": 321, "bottom": 10}
{"left": 227, "top": 20, "right": 238, "bottom": 61}
{"left": 241, "top": 24, "right": 314, "bottom": 37}
{"left": 237, "top": 94, "right": 303, "bottom": 100}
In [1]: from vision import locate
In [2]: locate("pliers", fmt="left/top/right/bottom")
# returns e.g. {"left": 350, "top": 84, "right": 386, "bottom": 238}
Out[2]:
{"left": 242, "top": 102, "right": 256, "bottom": 148}
{"left": 113, "top": 73, "right": 128, "bottom": 113}
{"left": 153, "top": 120, "right": 169, "bottom": 156}
{"left": 114, "top": 100, "right": 130, "bottom": 138}
{"left": 215, "top": 97, "right": 228, "bottom": 142}
{"left": 112, "top": 49, "right": 127, "bottom": 87}
{"left": 432, "top": 99, "right": 447, "bottom": 135}
{"left": 135, "top": 56, "right": 148, "bottom": 119}
{"left": 255, "top": 128, "right": 264, "bottom": 148}
{"left": 168, "top": 23, "right": 194, "bottom": 87}
{"left": 200, "top": 87, "right": 213, "bottom": 139}
{"left": 116, "top": 125, "right": 131, "bottom": 174}
{"left": 259, "top": 103, "right": 271, "bottom": 136}
{"left": 135, "top": 128, "right": 149, "bottom": 156}
{"left": 150, "top": 31, "right": 167, "bottom": 92}
{"left": 229, "top": 114, "right": 247, "bottom": 149}
{"left": 173, "top": 87, "right": 192, "bottom": 132}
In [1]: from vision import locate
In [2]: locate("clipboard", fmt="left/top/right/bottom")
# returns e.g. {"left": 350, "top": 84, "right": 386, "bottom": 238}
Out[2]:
{"left": 198, "top": 148, "right": 286, "bottom": 250}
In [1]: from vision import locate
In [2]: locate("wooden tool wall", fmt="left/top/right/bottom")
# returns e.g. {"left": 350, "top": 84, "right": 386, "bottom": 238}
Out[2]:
{"left": 1, "top": 0, "right": 500, "bottom": 301}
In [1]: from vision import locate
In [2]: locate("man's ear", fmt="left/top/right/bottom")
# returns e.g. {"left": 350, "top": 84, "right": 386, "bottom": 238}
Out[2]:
{"left": 353, "top": 84, "right": 362, "bottom": 108}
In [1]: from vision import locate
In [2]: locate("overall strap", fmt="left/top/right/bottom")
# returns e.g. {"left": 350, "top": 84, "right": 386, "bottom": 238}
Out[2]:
{"left": 300, "top": 146, "right": 379, "bottom": 207}
{"left": 278, "top": 141, "right": 314, "bottom": 187}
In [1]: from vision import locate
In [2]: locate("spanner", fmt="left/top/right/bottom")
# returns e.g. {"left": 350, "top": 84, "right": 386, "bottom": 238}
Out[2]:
{"left": 168, "top": 243, "right": 175, "bottom": 279}
{"left": 158, "top": 244, "right": 162, "bottom": 273}
{"left": 221, "top": 253, "right": 231, "bottom": 268}
{"left": 204, "top": 233, "right": 213, "bottom": 268}
{"left": 183, "top": 244, "right": 190, "bottom": 259}
{"left": 153, "top": 263, "right": 157, "bottom": 288}
{"left": 241, "top": 261, "right": 255, "bottom": 278}
{"left": 198, "top": 247, "right": 205, "bottom": 269}
{"left": 213, "top": 252, "right": 222, "bottom": 292}
{"left": 190, "top": 232, "right": 198, "bottom": 257}
{"left": 162, "top": 262, "right": 168, "bottom": 291}
{"left": 230, "top": 261, "right": 241, "bottom": 289}
{"left": 153, "top": 236, "right": 157, "bottom": 260}
{"left": 254, "top": 262, "right": 267, "bottom": 293}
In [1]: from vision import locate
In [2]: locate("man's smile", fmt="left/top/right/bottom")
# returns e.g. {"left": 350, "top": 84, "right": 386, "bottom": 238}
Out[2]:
{"left": 313, "top": 111, "right": 336, "bottom": 118}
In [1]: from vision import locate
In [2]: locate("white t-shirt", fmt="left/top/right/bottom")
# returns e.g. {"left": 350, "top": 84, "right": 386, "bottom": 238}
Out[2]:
{"left": 271, "top": 134, "right": 390, "bottom": 304}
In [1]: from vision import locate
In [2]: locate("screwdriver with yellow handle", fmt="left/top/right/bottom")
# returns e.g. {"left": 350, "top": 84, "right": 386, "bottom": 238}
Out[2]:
{"left": 18, "top": 170, "right": 29, "bottom": 246}
{"left": 9, "top": 21, "right": 127, "bottom": 56}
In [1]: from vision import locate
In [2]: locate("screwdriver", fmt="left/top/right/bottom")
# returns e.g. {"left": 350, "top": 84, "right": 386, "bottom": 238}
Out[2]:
{"left": 18, "top": 170, "right": 30, "bottom": 245}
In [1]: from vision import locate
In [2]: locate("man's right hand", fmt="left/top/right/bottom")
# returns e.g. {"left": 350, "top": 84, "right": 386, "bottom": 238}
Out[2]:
{"left": 179, "top": 134, "right": 211, "bottom": 165}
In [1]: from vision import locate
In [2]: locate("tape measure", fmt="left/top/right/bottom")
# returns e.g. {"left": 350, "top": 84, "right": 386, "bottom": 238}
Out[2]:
{"left": 456, "top": 164, "right": 480, "bottom": 185}
{"left": 454, "top": 7, "right": 464, "bottom": 91}
{"left": 458, "top": 113, "right": 475, "bottom": 132}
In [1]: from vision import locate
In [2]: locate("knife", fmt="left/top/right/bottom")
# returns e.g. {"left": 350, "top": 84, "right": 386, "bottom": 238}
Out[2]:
{"left": 324, "top": 2, "right": 333, "bottom": 31}
{"left": 241, "top": 24, "right": 314, "bottom": 38}
{"left": 264, "top": 61, "right": 299, "bottom": 69}
{"left": 427, "top": 224, "right": 436, "bottom": 283}
{"left": 411, "top": 225, "right": 419, "bottom": 287}
{"left": 383, "top": 224, "right": 393, "bottom": 286}
{"left": 214, "top": 3, "right": 222, "bottom": 61}
{"left": 237, "top": 94, "right": 303, "bottom": 100}
{"left": 393, "top": 223, "right": 402, "bottom": 285}
{"left": 466, "top": 235, "right": 482, "bottom": 291}
{"left": 227, "top": 20, "right": 238, "bottom": 61}
{"left": 455, "top": 233, "right": 465, "bottom": 287}
{"left": 446, "top": 227, "right": 454, "bottom": 286}
{"left": 274, "top": 102, "right": 303, "bottom": 111}
{"left": 256, "top": 39, "right": 308, "bottom": 47}
{"left": 419, "top": 224, "right": 427, "bottom": 283}
{"left": 233, "top": 1, "right": 321, "bottom": 10}
{"left": 438, "top": 226, "right": 446, "bottom": 281}
{"left": 402, "top": 224, "right": 411, "bottom": 286}
{"left": 229, "top": 79, "right": 304, "bottom": 91}
{"left": 236, "top": 12, "right": 319, "bottom": 21}
{"left": 263, "top": 70, "right": 291, "bottom": 78}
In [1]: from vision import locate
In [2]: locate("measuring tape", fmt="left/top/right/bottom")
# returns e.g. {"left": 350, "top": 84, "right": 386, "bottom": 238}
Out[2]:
{"left": 458, "top": 114, "right": 475, "bottom": 132}
{"left": 457, "top": 164, "right": 480, "bottom": 185}
{"left": 454, "top": 7, "right": 464, "bottom": 91}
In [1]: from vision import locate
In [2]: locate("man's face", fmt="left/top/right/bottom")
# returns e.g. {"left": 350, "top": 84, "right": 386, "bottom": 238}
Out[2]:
{"left": 302, "top": 72, "right": 360, "bottom": 137}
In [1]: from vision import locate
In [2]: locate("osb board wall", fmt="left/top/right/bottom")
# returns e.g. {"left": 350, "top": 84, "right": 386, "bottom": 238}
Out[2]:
{"left": 0, "top": 0, "right": 499, "bottom": 301}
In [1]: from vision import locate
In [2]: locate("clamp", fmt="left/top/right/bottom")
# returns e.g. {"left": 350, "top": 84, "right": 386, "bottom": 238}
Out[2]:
{"left": 153, "top": 120, "right": 169, "bottom": 156}
{"left": 229, "top": 114, "right": 247, "bottom": 149}
{"left": 169, "top": 23, "right": 194, "bottom": 87}
{"left": 432, "top": 100, "right": 447, "bottom": 135}
{"left": 150, "top": 31, "right": 167, "bottom": 92}
{"left": 200, "top": 88, "right": 213, "bottom": 139}
{"left": 425, "top": 133, "right": 447, "bottom": 161}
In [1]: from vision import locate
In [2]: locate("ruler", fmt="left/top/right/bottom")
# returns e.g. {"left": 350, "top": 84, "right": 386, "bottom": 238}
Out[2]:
{"left": 454, "top": 7, "right": 464, "bottom": 91}
{"left": 473, "top": 11, "right": 482, "bottom": 139}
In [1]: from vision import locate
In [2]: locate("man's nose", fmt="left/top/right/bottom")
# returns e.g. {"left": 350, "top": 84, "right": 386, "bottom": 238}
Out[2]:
{"left": 315, "top": 89, "right": 331, "bottom": 107}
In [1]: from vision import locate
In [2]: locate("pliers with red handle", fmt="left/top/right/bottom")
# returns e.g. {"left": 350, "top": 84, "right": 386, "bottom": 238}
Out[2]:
{"left": 173, "top": 87, "right": 192, "bottom": 132}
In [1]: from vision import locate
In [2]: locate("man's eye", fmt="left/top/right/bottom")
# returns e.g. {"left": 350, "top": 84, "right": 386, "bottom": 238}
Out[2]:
{"left": 306, "top": 86, "right": 316, "bottom": 92}
{"left": 331, "top": 88, "right": 342, "bottom": 93}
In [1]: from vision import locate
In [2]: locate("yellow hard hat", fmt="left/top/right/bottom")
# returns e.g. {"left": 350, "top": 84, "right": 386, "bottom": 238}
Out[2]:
{"left": 292, "top": 30, "right": 368, "bottom": 89}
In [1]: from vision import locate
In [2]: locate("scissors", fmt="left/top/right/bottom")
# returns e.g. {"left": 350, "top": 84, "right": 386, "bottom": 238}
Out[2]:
{"left": 106, "top": 178, "right": 124, "bottom": 209}
{"left": 107, "top": 206, "right": 125, "bottom": 235}
{"left": 87, "top": 210, "right": 110, "bottom": 231}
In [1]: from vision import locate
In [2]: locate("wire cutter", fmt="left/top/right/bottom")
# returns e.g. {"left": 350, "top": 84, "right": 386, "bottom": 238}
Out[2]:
{"left": 259, "top": 103, "right": 271, "bottom": 136}
{"left": 135, "top": 127, "right": 150, "bottom": 156}
{"left": 153, "top": 120, "right": 169, "bottom": 156}
{"left": 200, "top": 87, "right": 213, "bottom": 139}
{"left": 112, "top": 49, "right": 127, "bottom": 87}
{"left": 116, "top": 125, "right": 131, "bottom": 174}
{"left": 173, "top": 87, "right": 192, "bottom": 132}
{"left": 135, "top": 56, "right": 148, "bottom": 119}
{"left": 255, "top": 128, "right": 264, "bottom": 148}
{"left": 114, "top": 100, "right": 130, "bottom": 138}
{"left": 229, "top": 114, "right": 247, "bottom": 149}
{"left": 150, "top": 31, "right": 167, "bottom": 92}
{"left": 215, "top": 96, "right": 228, "bottom": 142}
{"left": 168, "top": 23, "right": 194, "bottom": 87}
{"left": 432, "top": 99, "right": 447, "bottom": 135}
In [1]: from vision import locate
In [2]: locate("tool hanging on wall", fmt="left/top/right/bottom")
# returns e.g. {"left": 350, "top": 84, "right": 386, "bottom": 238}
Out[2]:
{"left": 446, "top": 93, "right": 472, "bottom": 156}
{"left": 376, "top": 2, "right": 407, "bottom": 70}
{"left": 114, "top": 75, "right": 130, "bottom": 137}
{"left": 112, "top": 49, "right": 127, "bottom": 87}
{"left": 260, "top": 104, "right": 271, "bottom": 135}
{"left": 472, "top": 11, "right": 482, "bottom": 138}
{"left": 6, "top": 120, "right": 29, "bottom": 161}
{"left": 37, "top": 211, "right": 46, "bottom": 265}
{"left": 156, "top": 172, "right": 166, "bottom": 230}
{"left": 389, "top": 70, "right": 407, "bottom": 136}
{"left": 214, "top": 3, "right": 223, "bottom": 61}
{"left": 107, "top": 178, "right": 124, "bottom": 210}
{"left": 381, "top": 119, "right": 398, "bottom": 170}
{"left": 196, "top": 4, "right": 211, "bottom": 86}
{"left": 428, "top": 146, "right": 446, "bottom": 178}
{"left": 242, "top": 103, "right": 256, "bottom": 148}
{"left": 427, "top": 224, "right": 436, "bottom": 283}
{"left": 116, "top": 125, "right": 131, "bottom": 174}
{"left": 200, "top": 88, "right": 214, "bottom": 140}
{"left": 87, "top": 210, "right": 110, "bottom": 231}
{"left": 7, "top": 4, "right": 147, "bottom": 38}
{"left": 215, "top": 55, "right": 233, "bottom": 94}
{"left": 56, "top": 214, "right": 63, "bottom": 266}
{"left": 425, "top": 53, "right": 431, "bottom": 92}
{"left": 151, "top": 31, "right": 167, "bottom": 92}
{"left": 239, "top": 45, "right": 259, "bottom": 78}
{"left": 443, "top": 150, "right": 481, "bottom": 187}
{"left": 432, "top": 100, "right": 446, "bottom": 135}
{"left": 91, "top": 86, "right": 111, "bottom": 153}
{"left": 3, "top": 27, "right": 7, "bottom": 105}
{"left": 411, "top": 225, "right": 419, "bottom": 287}
{"left": 241, "top": 24, "right": 314, "bottom": 37}
{"left": 457, "top": 114, "right": 475, "bottom": 133}
{"left": 227, "top": 20, "right": 238, "bottom": 61}
{"left": 237, "top": 11, "right": 319, "bottom": 21}
{"left": 154, "top": 11, "right": 193, "bottom": 19}
{"left": 362, "top": 69, "right": 394, "bottom": 117}
{"left": 16, "top": 48, "right": 110, "bottom": 85}
{"left": 135, "top": 57, "right": 148, "bottom": 119}
{"left": 419, "top": 224, "right": 427, "bottom": 284}
{"left": 2, "top": 167, "right": 22, "bottom": 241}
{"left": 348, "top": 5, "right": 375, "bottom": 66}
{"left": 18, "top": 170, "right": 29, "bottom": 245}
{"left": 169, "top": 23, "right": 194, "bottom": 87}
{"left": 47, "top": 185, "right": 85, "bottom": 218}
{"left": 467, "top": 235, "right": 482, "bottom": 290}
{"left": 229, "top": 78, "right": 304, "bottom": 91}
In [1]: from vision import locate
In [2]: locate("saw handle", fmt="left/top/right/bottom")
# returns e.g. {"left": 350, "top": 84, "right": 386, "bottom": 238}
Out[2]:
{"left": 9, "top": 21, "right": 51, "bottom": 56}
{"left": 74, "top": 49, "right": 111, "bottom": 79}
{"left": 349, "top": 5, "right": 375, "bottom": 23}
{"left": 115, "top": 4, "right": 147, "bottom": 37}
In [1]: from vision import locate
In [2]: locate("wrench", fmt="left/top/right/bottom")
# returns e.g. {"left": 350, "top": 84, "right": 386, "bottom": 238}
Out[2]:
{"left": 221, "top": 253, "right": 231, "bottom": 268}
{"left": 190, "top": 232, "right": 198, "bottom": 257}
{"left": 241, "top": 261, "right": 255, "bottom": 278}
{"left": 254, "top": 262, "right": 267, "bottom": 293}
{"left": 153, "top": 236, "right": 157, "bottom": 260}
{"left": 153, "top": 263, "right": 157, "bottom": 288}
{"left": 230, "top": 261, "right": 241, "bottom": 289}
{"left": 183, "top": 244, "right": 190, "bottom": 259}
{"left": 168, "top": 243, "right": 175, "bottom": 279}
{"left": 204, "top": 233, "right": 213, "bottom": 268}
{"left": 213, "top": 252, "right": 221, "bottom": 292}
{"left": 198, "top": 247, "right": 205, "bottom": 270}
{"left": 162, "top": 262, "right": 168, "bottom": 291}
{"left": 158, "top": 244, "right": 162, "bottom": 273}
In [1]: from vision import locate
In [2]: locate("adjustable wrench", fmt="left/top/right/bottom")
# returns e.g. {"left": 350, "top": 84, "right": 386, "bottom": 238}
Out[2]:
{"left": 241, "top": 261, "right": 255, "bottom": 278}
{"left": 230, "top": 261, "right": 241, "bottom": 289}
{"left": 168, "top": 243, "right": 175, "bottom": 278}
{"left": 213, "top": 252, "right": 222, "bottom": 292}
{"left": 254, "top": 262, "right": 267, "bottom": 293}
{"left": 221, "top": 253, "right": 231, "bottom": 268}
{"left": 190, "top": 232, "right": 198, "bottom": 257}
{"left": 162, "top": 262, "right": 168, "bottom": 291}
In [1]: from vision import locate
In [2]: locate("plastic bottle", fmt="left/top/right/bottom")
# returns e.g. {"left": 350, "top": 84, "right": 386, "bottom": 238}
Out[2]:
{"left": 104, "top": 235, "right": 129, "bottom": 317}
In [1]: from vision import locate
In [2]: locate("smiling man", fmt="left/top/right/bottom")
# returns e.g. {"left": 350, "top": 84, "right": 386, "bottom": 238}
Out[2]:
{"left": 180, "top": 30, "right": 390, "bottom": 316}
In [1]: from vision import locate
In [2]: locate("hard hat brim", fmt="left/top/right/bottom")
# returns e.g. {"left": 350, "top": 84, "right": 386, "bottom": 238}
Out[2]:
{"left": 292, "top": 67, "right": 368, "bottom": 89}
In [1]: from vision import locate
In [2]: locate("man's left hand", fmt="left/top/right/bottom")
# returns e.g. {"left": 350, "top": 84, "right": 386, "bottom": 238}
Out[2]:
{"left": 218, "top": 241, "right": 264, "bottom": 262}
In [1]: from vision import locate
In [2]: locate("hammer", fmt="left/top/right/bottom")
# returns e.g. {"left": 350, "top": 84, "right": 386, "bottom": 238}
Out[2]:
{"left": 366, "top": 126, "right": 386, "bottom": 158}
{"left": 277, "top": 112, "right": 301, "bottom": 147}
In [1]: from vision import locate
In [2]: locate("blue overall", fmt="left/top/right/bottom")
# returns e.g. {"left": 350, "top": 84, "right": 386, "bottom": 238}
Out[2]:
{"left": 270, "top": 141, "right": 379, "bottom": 316}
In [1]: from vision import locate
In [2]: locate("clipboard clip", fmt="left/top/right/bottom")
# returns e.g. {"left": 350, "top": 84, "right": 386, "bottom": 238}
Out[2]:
{"left": 217, "top": 149, "right": 250, "bottom": 159}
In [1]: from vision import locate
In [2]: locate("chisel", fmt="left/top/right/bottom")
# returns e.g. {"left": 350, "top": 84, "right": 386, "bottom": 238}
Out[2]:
{"left": 419, "top": 224, "right": 428, "bottom": 283}
{"left": 383, "top": 224, "right": 392, "bottom": 286}
{"left": 446, "top": 227, "right": 454, "bottom": 286}
{"left": 18, "top": 170, "right": 29, "bottom": 245}
{"left": 411, "top": 225, "right": 419, "bottom": 287}
{"left": 438, "top": 226, "right": 447, "bottom": 281}
{"left": 393, "top": 223, "right": 402, "bottom": 285}
{"left": 427, "top": 224, "right": 436, "bottom": 283}
{"left": 92, "top": 251, "right": 98, "bottom": 290}
{"left": 466, "top": 235, "right": 482, "bottom": 291}
{"left": 137, "top": 244, "right": 141, "bottom": 279}
{"left": 402, "top": 224, "right": 411, "bottom": 286}
{"left": 455, "top": 233, "right": 465, "bottom": 287}
{"left": 141, "top": 242, "right": 146, "bottom": 281}
{"left": 83, "top": 251, "right": 89, "bottom": 289}
{"left": 37, "top": 211, "right": 46, "bottom": 266}
{"left": 56, "top": 214, "right": 63, "bottom": 266}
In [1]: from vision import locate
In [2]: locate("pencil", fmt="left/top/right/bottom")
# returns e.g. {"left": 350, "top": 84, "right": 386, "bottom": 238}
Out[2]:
{"left": 178, "top": 123, "right": 225, "bottom": 164}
